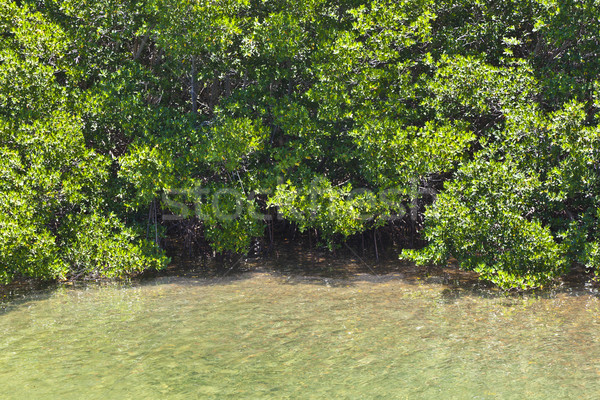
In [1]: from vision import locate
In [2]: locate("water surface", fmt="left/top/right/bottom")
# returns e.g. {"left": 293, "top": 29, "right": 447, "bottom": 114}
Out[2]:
{"left": 1, "top": 271, "right": 599, "bottom": 399}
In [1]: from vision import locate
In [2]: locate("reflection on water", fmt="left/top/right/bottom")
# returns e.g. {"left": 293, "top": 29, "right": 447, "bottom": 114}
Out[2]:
{"left": 1, "top": 269, "right": 600, "bottom": 399}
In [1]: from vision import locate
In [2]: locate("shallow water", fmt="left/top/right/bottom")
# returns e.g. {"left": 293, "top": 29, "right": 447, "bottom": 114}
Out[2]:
{"left": 1, "top": 272, "right": 600, "bottom": 399}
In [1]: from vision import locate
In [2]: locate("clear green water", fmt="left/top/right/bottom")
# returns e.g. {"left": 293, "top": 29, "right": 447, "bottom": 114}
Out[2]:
{"left": 1, "top": 272, "right": 600, "bottom": 399}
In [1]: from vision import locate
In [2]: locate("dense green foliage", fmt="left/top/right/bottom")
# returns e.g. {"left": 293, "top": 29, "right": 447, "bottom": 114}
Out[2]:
{"left": 1, "top": 0, "right": 599, "bottom": 288}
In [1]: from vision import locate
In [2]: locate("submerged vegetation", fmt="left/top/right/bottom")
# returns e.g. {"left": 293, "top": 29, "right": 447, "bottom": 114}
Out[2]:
{"left": 1, "top": 0, "right": 600, "bottom": 288}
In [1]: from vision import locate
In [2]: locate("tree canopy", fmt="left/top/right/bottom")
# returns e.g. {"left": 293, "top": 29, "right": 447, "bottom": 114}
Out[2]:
{"left": 1, "top": 0, "right": 599, "bottom": 288}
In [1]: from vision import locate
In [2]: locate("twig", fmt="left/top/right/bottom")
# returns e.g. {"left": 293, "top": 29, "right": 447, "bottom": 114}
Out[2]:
{"left": 215, "top": 255, "right": 244, "bottom": 282}
{"left": 343, "top": 242, "right": 379, "bottom": 276}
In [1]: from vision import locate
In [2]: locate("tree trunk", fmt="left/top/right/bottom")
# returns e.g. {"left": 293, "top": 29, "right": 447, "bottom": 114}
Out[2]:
{"left": 190, "top": 57, "right": 198, "bottom": 113}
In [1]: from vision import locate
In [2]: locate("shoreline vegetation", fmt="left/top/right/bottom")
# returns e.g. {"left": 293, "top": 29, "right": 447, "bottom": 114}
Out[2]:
{"left": 2, "top": 0, "right": 600, "bottom": 289}
{"left": 2, "top": 239, "right": 599, "bottom": 300}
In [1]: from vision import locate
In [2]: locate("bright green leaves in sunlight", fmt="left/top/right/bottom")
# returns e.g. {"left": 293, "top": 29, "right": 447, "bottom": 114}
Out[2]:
{"left": 118, "top": 143, "right": 176, "bottom": 209}
{"left": 428, "top": 56, "right": 537, "bottom": 118}
{"left": 3, "top": 0, "right": 600, "bottom": 288}
{"left": 269, "top": 176, "right": 383, "bottom": 249}
{"left": 350, "top": 120, "right": 474, "bottom": 187}
{"left": 0, "top": 1, "right": 167, "bottom": 283}
{"left": 402, "top": 159, "right": 566, "bottom": 289}
{"left": 203, "top": 116, "right": 267, "bottom": 172}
